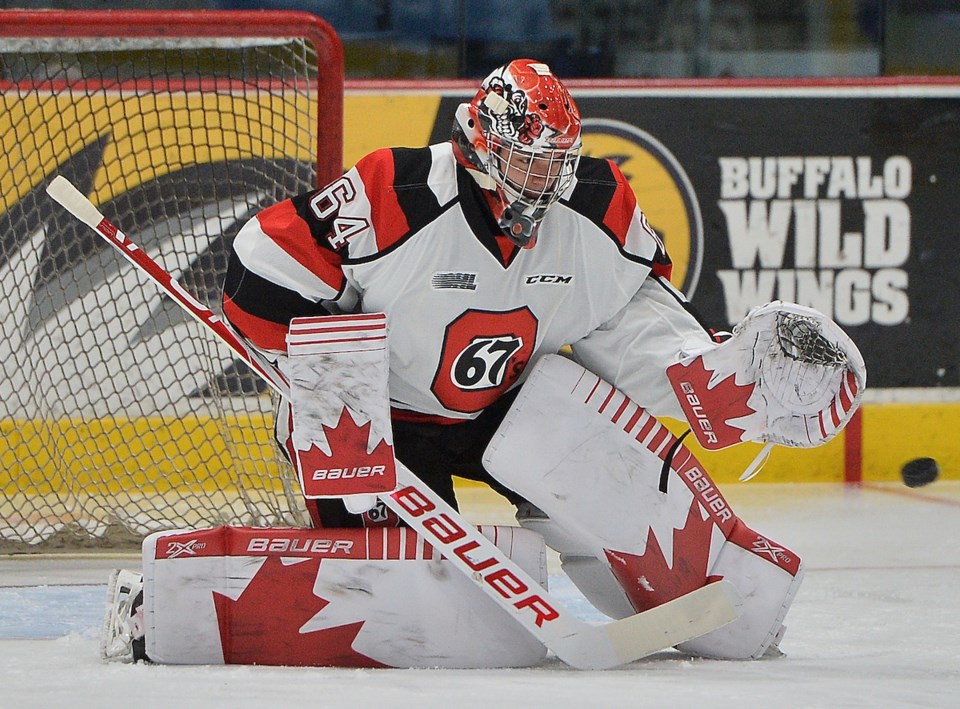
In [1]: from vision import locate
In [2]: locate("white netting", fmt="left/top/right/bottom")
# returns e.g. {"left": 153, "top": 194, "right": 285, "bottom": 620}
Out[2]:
{"left": 0, "top": 11, "right": 342, "bottom": 550}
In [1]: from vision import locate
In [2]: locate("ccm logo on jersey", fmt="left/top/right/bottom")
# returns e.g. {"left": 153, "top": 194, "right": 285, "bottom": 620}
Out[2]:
{"left": 311, "top": 465, "right": 387, "bottom": 481}
{"left": 247, "top": 537, "right": 355, "bottom": 554}
{"left": 525, "top": 274, "right": 572, "bottom": 285}
{"left": 678, "top": 382, "right": 719, "bottom": 445}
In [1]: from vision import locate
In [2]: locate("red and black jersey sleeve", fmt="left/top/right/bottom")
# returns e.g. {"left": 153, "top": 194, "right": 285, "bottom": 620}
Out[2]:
{"left": 222, "top": 247, "right": 332, "bottom": 353}
{"left": 222, "top": 192, "right": 349, "bottom": 353}
{"left": 564, "top": 156, "right": 672, "bottom": 279}
{"left": 221, "top": 147, "right": 446, "bottom": 353}
{"left": 344, "top": 147, "right": 445, "bottom": 259}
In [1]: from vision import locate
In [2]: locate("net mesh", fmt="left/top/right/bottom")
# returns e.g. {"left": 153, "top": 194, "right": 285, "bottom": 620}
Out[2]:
{"left": 0, "top": 13, "right": 341, "bottom": 550}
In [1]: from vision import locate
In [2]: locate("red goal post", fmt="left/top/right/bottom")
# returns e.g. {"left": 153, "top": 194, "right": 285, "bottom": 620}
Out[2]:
{"left": 0, "top": 10, "right": 343, "bottom": 549}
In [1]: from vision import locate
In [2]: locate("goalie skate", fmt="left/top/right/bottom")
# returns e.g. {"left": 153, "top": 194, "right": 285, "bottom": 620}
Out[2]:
{"left": 101, "top": 569, "right": 147, "bottom": 663}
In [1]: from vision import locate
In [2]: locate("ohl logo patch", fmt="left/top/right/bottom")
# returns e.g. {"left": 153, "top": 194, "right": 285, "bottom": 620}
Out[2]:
{"left": 581, "top": 119, "right": 703, "bottom": 297}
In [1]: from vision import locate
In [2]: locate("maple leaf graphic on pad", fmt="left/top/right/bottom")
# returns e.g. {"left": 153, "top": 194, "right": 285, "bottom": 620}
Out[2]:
{"left": 604, "top": 499, "right": 721, "bottom": 613}
{"left": 296, "top": 407, "right": 397, "bottom": 497}
{"left": 666, "top": 357, "right": 756, "bottom": 450}
{"left": 213, "top": 556, "right": 386, "bottom": 667}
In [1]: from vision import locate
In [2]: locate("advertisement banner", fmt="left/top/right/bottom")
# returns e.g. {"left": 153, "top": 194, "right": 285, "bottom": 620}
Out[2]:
{"left": 399, "top": 84, "right": 960, "bottom": 390}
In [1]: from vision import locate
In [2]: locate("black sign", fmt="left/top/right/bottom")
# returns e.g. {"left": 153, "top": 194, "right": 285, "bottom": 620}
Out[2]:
{"left": 433, "top": 89, "right": 960, "bottom": 388}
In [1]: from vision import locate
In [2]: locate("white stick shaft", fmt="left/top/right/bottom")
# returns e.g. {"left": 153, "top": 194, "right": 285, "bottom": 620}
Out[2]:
{"left": 46, "top": 175, "right": 739, "bottom": 669}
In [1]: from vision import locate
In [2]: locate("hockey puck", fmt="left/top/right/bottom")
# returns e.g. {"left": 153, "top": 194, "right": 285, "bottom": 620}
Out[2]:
{"left": 900, "top": 457, "right": 939, "bottom": 488}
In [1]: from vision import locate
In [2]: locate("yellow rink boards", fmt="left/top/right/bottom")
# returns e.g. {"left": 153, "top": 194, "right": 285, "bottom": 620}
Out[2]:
{"left": 2, "top": 399, "right": 956, "bottom": 499}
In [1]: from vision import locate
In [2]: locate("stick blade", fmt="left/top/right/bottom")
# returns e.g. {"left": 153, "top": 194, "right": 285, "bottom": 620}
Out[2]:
{"left": 46, "top": 175, "right": 105, "bottom": 229}
{"left": 603, "top": 579, "right": 743, "bottom": 667}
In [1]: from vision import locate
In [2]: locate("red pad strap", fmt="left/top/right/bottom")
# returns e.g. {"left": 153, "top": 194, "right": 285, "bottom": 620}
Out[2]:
{"left": 151, "top": 526, "right": 438, "bottom": 561}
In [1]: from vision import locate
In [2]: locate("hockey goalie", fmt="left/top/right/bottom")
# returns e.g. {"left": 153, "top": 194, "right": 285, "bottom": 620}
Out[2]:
{"left": 98, "top": 59, "right": 865, "bottom": 669}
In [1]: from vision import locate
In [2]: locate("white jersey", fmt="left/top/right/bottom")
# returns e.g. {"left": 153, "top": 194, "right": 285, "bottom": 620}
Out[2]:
{"left": 224, "top": 141, "right": 715, "bottom": 423}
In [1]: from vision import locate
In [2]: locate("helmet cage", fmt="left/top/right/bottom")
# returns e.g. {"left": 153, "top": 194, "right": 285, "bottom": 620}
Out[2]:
{"left": 485, "top": 132, "right": 580, "bottom": 214}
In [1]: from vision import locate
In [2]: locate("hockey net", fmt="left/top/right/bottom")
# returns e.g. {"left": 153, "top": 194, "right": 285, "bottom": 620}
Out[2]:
{"left": 0, "top": 10, "right": 343, "bottom": 550}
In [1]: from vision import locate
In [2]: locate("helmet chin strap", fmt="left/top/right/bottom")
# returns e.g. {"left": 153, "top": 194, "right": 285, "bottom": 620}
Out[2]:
{"left": 499, "top": 202, "right": 541, "bottom": 247}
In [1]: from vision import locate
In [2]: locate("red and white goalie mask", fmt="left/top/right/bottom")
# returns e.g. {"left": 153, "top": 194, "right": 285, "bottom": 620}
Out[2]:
{"left": 452, "top": 58, "right": 582, "bottom": 247}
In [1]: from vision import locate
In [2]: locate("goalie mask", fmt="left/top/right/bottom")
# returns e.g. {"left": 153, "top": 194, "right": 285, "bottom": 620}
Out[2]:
{"left": 452, "top": 59, "right": 582, "bottom": 247}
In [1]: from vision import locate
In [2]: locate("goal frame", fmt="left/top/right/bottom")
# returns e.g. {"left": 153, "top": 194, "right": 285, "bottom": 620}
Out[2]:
{"left": 0, "top": 9, "right": 344, "bottom": 549}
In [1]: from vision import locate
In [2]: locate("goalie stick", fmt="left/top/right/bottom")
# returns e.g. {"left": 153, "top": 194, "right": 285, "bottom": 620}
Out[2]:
{"left": 46, "top": 175, "right": 741, "bottom": 670}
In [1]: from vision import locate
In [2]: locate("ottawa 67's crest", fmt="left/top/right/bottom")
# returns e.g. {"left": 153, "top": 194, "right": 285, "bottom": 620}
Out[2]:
{"left": 431, "top": 307, "right": 538, "bottom": 414}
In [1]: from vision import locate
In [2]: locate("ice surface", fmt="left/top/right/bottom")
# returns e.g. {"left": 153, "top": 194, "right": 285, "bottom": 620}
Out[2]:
{"left": 1, "top": 482, "right": 958, "bottom": 709}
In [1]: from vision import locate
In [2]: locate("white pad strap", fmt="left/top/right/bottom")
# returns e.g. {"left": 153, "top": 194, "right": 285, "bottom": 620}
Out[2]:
{"left": 284, "top": 314, "right": 396, "bottom": 501}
